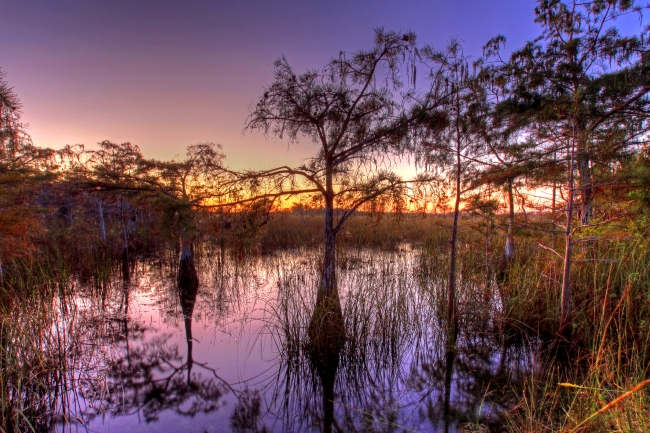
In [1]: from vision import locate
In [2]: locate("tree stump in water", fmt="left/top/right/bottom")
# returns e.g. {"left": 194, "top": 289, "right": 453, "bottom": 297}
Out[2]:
{"left": 495, "top": 254, "right": 513, "bottom": 285}
{"left": 178, "top": 249, "right": 199, "bottom": 289}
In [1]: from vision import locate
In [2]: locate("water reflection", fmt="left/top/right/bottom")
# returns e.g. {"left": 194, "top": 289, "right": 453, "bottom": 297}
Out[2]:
{"left": 34, "top": 248, "right": 544, "bottom": 432}
{"left": 179, "top": 274, "right": 198, "bottom": 385}
{"left": 77, "top": 283, "right": 232, "bottom": 426}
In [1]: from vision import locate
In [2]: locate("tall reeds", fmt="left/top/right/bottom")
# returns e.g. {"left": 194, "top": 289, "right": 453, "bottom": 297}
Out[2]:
{"left": 1, "top": 207, "right": 649, "bottom": 432}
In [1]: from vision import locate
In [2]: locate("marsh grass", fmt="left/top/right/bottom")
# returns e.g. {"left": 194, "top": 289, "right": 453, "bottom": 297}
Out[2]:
{"left": 492, "top": 233, "right": 650, "bottom": 431}
{"left": 257, "top": 246, "right": 540, "bottom": 432}
{"left": 403, "top": 212, "right": 650, "bottom": 431}
{"left": 0, "top": 282, "right": 108, "bottom": 433}
{"left": 1, "top": 209, "right": 649, "bottom": 432}
{"left": 256, "top": 211, "right": 456, "bottom": 253}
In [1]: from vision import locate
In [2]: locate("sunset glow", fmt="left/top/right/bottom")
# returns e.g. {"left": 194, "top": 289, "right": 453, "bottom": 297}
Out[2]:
{"left": 3, "top": 2, "right": 650, "bottom": 432}
{"left": 1, "top": 0, "right": 547, "bottom": 168}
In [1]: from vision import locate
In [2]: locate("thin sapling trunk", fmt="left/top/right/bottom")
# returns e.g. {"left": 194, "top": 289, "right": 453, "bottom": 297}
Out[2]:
{"left": 505, "top": 178, "right": 515, "bottom": 261}
{"left": 98, "top": 197, "right": 106, "bottom": 241}
{"left": 560, "top": 121, "right": 578, "bottom": 337}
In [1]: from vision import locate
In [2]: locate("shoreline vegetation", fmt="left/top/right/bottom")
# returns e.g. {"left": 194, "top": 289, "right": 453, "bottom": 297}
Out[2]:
{"left": 2, "top": 0, "right": 650, "bottom": 431}
{"left": 1, "top": 212, "right": 649, "bottom": 431}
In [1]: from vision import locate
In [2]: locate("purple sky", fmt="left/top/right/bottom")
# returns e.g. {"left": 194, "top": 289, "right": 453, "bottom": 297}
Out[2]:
{"left": 1, "top": 0, "right": 643, "bottom": 169}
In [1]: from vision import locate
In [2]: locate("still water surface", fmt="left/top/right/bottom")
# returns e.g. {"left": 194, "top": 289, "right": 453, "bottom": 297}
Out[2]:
{"left": 53, "top": 248, "right": 537, "bottom": 433}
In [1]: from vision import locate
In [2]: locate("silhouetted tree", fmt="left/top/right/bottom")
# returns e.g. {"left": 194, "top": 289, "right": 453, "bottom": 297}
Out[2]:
{"left": 416, "top": 40, "right": 486, "bottom": 337}
{"left": 85, "top": 140, "right": 148, "bottom": 277}
{"left": 0, "top": 69, "right": 56, "bottom": 285}
{"left": 247, "top": 30, "right": 447, "bottom": 335}
{"left": 142, "top": 142, "right": 231, "bottom": 285}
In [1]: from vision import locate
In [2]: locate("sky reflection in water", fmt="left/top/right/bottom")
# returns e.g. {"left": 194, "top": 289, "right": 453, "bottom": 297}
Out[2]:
{"left": 55, "top": 248, "right": 538, "bottom": 433}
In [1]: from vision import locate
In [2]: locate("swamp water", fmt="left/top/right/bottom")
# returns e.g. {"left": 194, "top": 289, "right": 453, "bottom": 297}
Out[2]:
{"left": 32, "top": 248, "right": 538, "bottom": 432}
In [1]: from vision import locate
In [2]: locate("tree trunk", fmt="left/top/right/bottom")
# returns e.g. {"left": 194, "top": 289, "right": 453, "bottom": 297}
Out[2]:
{"left": 309, "top": 210, "right": 344, "bottom": 428}
{"left": 309, "top": 165, "right": 344, "bottom": 347}
{"left": 579, "top": 157, "right": 593, "bottom": 225}
{"left": 98, "top": 197, "right": 106, "bottom": 241}
{"left": 505, "top": 178, "right": 515, "bottom": 260}
{"left": 560, "top": 123, "right": 578, "bottom": 338}
{"left": 321, "top": 162, "right": 337, "bottom": 296}
{"left": 552, "top": 182, "right": 557, "bottom": 212}
{"left": 120, "top": 196, "right": 129, "bottom": 280}
{"left": 68, "top": 201, "right": 73, "bottom": 227}
{"left": 322, "top": 198, "right": 337, "bottom": 294}
{"left": 447, "top": 133, "right": 461, "bottom": 338}
{"left": 552, "top": 151, "right": 557, "bottom": 213}
{"left": 484, "top": 218, "right": 491, "bottom": 285}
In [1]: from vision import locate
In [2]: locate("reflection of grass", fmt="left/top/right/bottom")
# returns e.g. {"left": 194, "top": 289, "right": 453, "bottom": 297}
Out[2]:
{"left": 0, "top": 281, "right": 109, "bottom": 432}
{"left": 260, "top": 247, "right": 537, "bottom": 432}
{"left": 0, "top": 263, "right": 238, "bottom": 432}
{"left": 265, "top": 248, "right": 437, "bottom": 367}
{"left": 331, "top": 399, "right": 421, "bottom": 433}
{"left": 3, "top": 211, "right": 650, "bottom": 432}
{"left": 262, "top": 249, "right": 430, "bottom": 431}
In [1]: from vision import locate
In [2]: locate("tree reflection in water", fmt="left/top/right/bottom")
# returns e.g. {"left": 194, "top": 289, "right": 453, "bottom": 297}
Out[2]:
{"left": 33, "top": 248, "right": 544, "bottom": 432}
{"left": 78, "top": 268, "right": 234, "bottom": 425}
{"left": 244, "top": 249, "right": 542, "bottom": 433}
